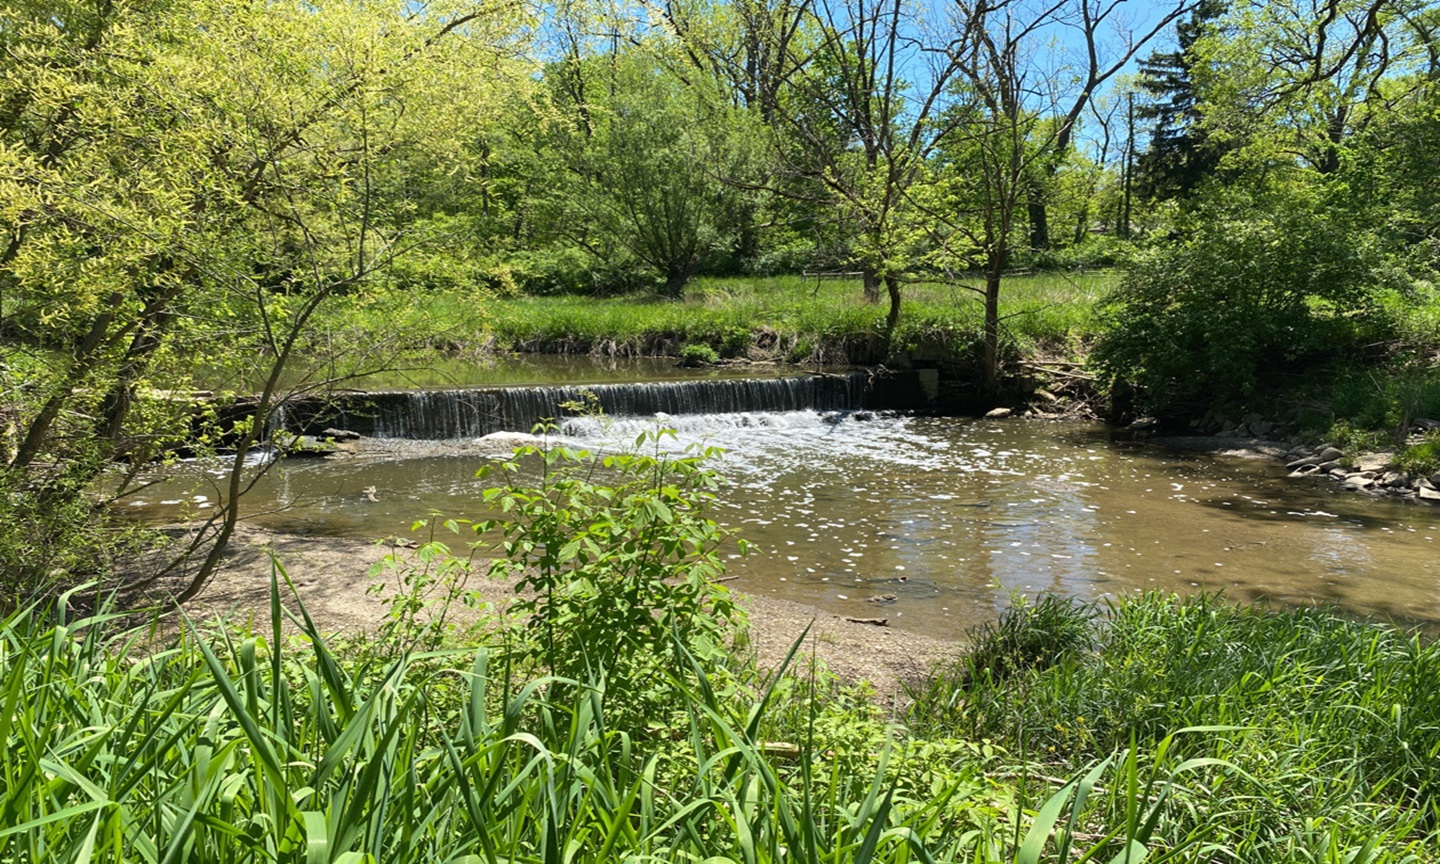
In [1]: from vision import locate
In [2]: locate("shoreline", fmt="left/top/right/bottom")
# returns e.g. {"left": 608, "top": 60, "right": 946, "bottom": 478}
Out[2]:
{"left": 190, "top": 524, "right": 962, "bottom": 705}
{"left": 1150, "top": 431, "right": 1440, "bottom": 505}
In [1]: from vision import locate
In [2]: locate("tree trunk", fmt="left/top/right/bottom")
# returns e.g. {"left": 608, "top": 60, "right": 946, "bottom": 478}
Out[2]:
{"left": 884, "top": 273, "right": 902, "bottom": 331}
{"left": 1027, "top": 199, "right": 1050, "bottom": 252}
{"left": 661, "top": 268, "right": 690, "bottom": 299}
{"left": 983, "top": 271, "right": 1001, "bottom": 394}
{"left": 862, "top": 267, "right": 881, "bottom": 304}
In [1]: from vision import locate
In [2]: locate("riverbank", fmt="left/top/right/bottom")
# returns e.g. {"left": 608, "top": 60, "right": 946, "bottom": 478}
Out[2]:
{"left": 191, "top": 525, "right": 962, "bottom": 703}
{"left": 19, "top": 568, "right": 1440, "bottom": 860}
{"left": 318, "top": 272, "right": 1109, "bottom": 369}
{"left": 1149, "top": 422, "right": 1440, "bottom": 505}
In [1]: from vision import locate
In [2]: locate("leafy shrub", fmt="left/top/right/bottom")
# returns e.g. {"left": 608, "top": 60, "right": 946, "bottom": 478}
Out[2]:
{"left": 1397, "top": 433, "right": 1440, "bottom": 476}
{"left": 905, "top": 593, "right": 1440, "bottom": 857}
{"left": 1023, "top": 235, "right": 1139, "bottom": 271}
{"left": 508, "top": 245, "right": 656, "bottom": 296}
{"left": 474, "top": 428, "right": 744, "bottom": 728}
{"left": 386, "top": 249, "right": 513, "bottom": 294}
{"left": 956, "top": 593, "right": 1096, "bottom": 683}
{"left": 719, "top": 326, "right": 753, "bottom": 358}
{"left": 1095, "top": 184, "right": 1390, "bottom": 413}
{"left": 678, "top": 343, "right": 720, "bottom": 366}
{"left": 1304, "top": 364, "right": 1440, "bottom": 443}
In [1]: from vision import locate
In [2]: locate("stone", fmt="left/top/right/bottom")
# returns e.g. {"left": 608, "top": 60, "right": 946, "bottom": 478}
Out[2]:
{"left": 1342, "top": 473, "right": 1374, "bottom": 490}
{"left": 985, "top": 407, "right": 1013, "bottom": 419}
{"left": 1286, "top": 456, "right": 1322, "bottom": 469}
{"left": 1415, "top": 418, "right": 1440, "bottom": 431}
{"left": 1380, "top": 471, "right": 1407, "bottom": 487}
{"left": 1318, "top": 446, "right": 1344, "bottom": 462}
{"left": 1289, "top": 465, "right": 1321, "bottom": 478}
{"left": 1329, "top": 468, "right": 1350, "bottom": 480}
{"left": 1251, "top": 419, "right": 1273, "bottom": 437}
{"left": 1420, "top": 486, "right": 1440, "bottom": 502}
{"left": 321, "top": 427, "right": 362, "bottom": 441}
{"left": 1353, "top": 452, "right": 1393, "bottom": 473}
{"left": 1130, "top": 416, "right": 1159, "bottom": 431}
{"left": 1316, "top": 460, "right": 1342, "bottom": 472}
{"left": 276, "top": 434, "right": 337, "bottom": 458}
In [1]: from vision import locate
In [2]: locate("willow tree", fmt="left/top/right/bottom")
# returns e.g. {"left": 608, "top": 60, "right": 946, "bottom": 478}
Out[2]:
{"left": 0, "top": 0, "right": 530, "bottom": 606}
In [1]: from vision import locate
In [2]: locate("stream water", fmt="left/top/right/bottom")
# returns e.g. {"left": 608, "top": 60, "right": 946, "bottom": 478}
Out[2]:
{"left": 129, "top": 408, "right": 1440, "bottom": 641}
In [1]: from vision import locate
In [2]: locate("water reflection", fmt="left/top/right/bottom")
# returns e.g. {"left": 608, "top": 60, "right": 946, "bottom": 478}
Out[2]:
{"left": 124, "top": 412, "right": 1440, "bottom": 638}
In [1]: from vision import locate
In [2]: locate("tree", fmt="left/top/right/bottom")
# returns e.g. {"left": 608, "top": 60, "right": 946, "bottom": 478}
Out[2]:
{"left": 0, "top": 0, "right": 528, "bottom": 605}
{"left": 518, "top": 16, "right": 756, "bottom": 300}
{"left": 1196, "top": 0, "right": 1432, "bottom": 174}
{"left": 750, "top": 0, "right": 964, "bottom": 328}
{"left": 1015, "top": 0, "right": 1197, "bottom": 251}
{"left": 1134, "top": 0, "right": 1229, "bottom": 200}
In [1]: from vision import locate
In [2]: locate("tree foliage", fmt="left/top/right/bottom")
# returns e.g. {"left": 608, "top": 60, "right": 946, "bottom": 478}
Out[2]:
{"left": 0, "top": 0, "right": 529, "bottom": 603}
{"left": 1095, "top": 180, "right": 1390, "bottom": 412}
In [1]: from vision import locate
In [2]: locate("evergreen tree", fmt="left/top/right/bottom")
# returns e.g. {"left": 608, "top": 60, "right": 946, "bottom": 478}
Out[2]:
{"left": 1134, "top": 0, "right": 1228, "bottom": 200}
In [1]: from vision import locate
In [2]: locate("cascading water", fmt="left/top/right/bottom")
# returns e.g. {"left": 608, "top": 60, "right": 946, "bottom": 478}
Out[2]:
{"left": 304, "top": 372, "right": 869, "bottom": 439}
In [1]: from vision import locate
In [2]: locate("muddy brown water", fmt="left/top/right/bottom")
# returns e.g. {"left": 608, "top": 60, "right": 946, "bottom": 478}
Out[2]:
{"left": 126, "top": 412, "right": 1440, "bottom": 640}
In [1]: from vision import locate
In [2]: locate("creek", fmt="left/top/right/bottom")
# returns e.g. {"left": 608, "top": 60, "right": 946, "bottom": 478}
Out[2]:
{"left": 128, "top": 360, "right": 1440, "bottom": 640}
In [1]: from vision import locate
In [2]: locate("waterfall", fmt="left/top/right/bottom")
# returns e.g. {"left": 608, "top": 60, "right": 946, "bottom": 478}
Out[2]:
{"left": 304, "top": 373, "right": 870, "bottom": 440}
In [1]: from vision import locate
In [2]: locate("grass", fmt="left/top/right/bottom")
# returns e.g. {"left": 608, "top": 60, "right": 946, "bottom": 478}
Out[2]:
{"left": 314, "top": 271, "right": 1116, "bottom": 363}
{"left": 494, "top": 272, "right": 1113, "bottom": 357}
{"left": 908, "top": 593, "right": 1440, "bottom": 859}
{"left": 4, "top": 580, "right": 1439, "bottom": 861}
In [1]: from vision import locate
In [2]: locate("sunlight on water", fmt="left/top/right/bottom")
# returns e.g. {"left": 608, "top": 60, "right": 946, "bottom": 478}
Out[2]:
{"left": 126, "top": 410, "right": 1440, "bottom": 639}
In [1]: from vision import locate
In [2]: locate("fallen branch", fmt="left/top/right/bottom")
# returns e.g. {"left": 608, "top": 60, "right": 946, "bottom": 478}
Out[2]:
{"left": 1021, "top": 363, "right": 1095, "bottom": 381}
{"left": 842, "top": 616, "right": 889, "bottom": 627}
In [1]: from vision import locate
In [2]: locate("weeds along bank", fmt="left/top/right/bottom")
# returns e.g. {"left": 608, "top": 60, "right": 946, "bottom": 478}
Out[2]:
{"left": 324, "top": 272, "right": 1110, "bottom": 365}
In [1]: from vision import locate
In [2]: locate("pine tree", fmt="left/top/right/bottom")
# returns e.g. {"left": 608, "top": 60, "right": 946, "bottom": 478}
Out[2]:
{"left": 1134, "top": 0, "right": 1228, "bottom": 200}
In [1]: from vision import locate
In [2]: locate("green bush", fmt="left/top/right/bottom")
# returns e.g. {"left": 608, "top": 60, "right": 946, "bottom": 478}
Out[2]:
{"left": 953, "top": 593, "right": 1095, "bottom": 684}
{"left": 678, "top": 343, "right": 720, "bottom": 366}
{"left": 1095, "top": 184, "right": 1391, "bottom": 414}
{"left": 907, "top": 593, "right": 1440, "bottom": 856}
{"left": 1397, "top": 433, "right": 1440, "bottom": 475}
{"left": 11, "top": 580, "right": 1344, "bottom": 864}
{"left": 473, "top": 428, "right": 743, "bottom": 729}
{"left": 508, "top": 245, "right": 656, "bottom": 296}
{"left": 1300, "top": 364, "right": 1440, "bottom": 444}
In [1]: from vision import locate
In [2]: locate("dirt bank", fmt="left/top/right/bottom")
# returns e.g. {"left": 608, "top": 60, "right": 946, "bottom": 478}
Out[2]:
{"left": 189, "top": 525, "right": 963, "bottom": 706}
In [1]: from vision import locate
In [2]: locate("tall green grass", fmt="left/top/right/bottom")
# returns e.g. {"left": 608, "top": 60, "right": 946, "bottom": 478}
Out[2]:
{"left": 491, "top": 272, "right": 1113, "bottom": 355}
{"left": 5, "top": 580, "right": 1436, "bottom": 861}
{"left": 314, "top": 272, "right": 1116, "bottom": 360}
{"left": 909, "top": 593, "right": 1440, "bottom": 859}
{"left": 0, "top": 574, "right": 1206, "bottom": 864}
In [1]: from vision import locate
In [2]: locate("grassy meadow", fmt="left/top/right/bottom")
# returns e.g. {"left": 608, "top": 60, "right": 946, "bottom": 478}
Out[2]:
{"left": 318, "top": 271, "right": 1116, "bottom": 362}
